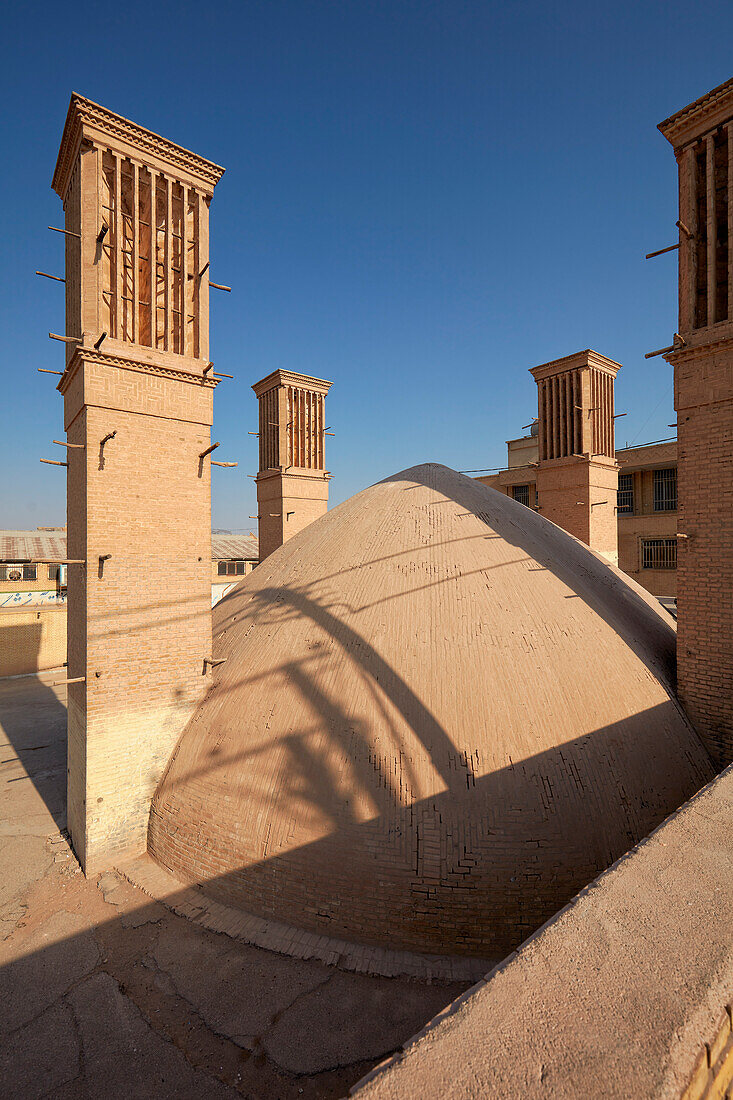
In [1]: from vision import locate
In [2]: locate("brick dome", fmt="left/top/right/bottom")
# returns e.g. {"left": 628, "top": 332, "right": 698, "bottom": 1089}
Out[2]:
{"left": 149, "top": 464, "right": 712, "bottom": 961}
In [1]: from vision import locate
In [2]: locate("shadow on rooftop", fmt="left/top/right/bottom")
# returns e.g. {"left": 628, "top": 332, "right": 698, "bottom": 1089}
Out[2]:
{"left": 0, "top": 624, "right": 67, "bottom": 830}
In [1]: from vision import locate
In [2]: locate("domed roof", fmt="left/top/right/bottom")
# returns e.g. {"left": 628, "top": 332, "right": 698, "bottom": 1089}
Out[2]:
{"left": 149, "top": 464, "right": 712, "bottom": 961}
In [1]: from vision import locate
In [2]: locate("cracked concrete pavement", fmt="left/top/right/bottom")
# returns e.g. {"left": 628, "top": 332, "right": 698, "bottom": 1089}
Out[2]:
{"left": 0, "top": 671, "right": 469, "bottom": 1098}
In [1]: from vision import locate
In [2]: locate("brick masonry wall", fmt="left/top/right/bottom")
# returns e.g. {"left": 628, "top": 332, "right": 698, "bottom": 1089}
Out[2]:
{"left": 618, "top": 512, "right": 678, "bottom": 598}
{"left": 63, "top": 354, "right": 214, "bottom": 871}
{"left": 682, "top": 1002, "right": 733, "bottom": 1100}
{"left": 535, "top": 456, "right": 619, "bottom": 565}
{"left": 0, "top": 607, "right": 67, "bottom": 676}
{"left": 674, "top": 343, "right": 733, "bottom": 767}
{"left": 256, "top": 469, "right": 329, "bottom": 560}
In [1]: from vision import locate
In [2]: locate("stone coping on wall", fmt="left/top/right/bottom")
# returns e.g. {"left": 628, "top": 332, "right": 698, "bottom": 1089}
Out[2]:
{"left": 350, "top": 764, "right": 733, "bottom": 1100}
{"left": 116, "top": 853, "right": 493, "bottom": 984}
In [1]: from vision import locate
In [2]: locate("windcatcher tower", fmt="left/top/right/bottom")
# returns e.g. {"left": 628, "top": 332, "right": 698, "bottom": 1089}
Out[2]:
{"left": 253, "top": 370, "right": 332, "bottom": 560}
{"left": 530, "top": 350, "right": 620, "bottom": 565}
{"left": 52, "top": 94, "right": 224, "bottom": 870}
{"left": 659, "top": 79, "right": 733, "bottom": 768}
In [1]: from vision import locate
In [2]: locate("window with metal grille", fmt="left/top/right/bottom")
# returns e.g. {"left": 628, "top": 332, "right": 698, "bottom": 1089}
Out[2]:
{"left": 0, "top": 564, "right": 22, "bottom": 581}
{"left": 218, "top": 560, "right": 247, "bottom": 576}
{"left": 617, "top": 473, "right": 633, "bottom": 514}
{"left": 653, "top": 468, "right": 677, "bottom": 511}
{"left": 22, "top": 565, "right": 37, "bottom": 581}
{"left": 641, "top": 538, "right": 677, "bottom": 569}
{"left": 512, "top": 484, "right": 530, "bottom": 507}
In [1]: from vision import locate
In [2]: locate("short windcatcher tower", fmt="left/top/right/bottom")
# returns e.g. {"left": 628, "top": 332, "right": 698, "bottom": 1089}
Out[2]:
{"left": 659, "top": 79, "right": 733, "bottom": 768}
{"left": 530, "top": 350, "right": 620, "bottom": 565}
{"left": 253, "top": 370, "right": 332, "bottom": 560}
{"left": 52, "top": 94, "right": 224, "bottom": 871}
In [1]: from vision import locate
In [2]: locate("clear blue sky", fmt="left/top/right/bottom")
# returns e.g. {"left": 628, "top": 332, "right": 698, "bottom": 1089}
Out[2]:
{"left": 2, "top": 0, "right": 732, "bottom": 532}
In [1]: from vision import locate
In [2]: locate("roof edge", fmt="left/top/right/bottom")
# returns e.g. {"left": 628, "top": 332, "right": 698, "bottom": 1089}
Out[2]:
{"left": 52, "top": 93, "right": 225, "bottom": 202}
{"left": 658, "top": 76, "right": 733, "bottom": 148}
{"left": 252, "top": 369, "right": 333, "bottom": 397}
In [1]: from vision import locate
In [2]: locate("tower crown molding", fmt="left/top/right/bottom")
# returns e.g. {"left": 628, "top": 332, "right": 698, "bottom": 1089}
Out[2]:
{"left": 52, "top": 93, "right": 225, "bottom": 202}
{"left": 252, "top": 369, "right": 333, "bottom": 398}
{"left": 658, "top": 76, "right": 733, "bottom": 149}
{"left": 529, "top": 349, "right": 620, "bottom": 382}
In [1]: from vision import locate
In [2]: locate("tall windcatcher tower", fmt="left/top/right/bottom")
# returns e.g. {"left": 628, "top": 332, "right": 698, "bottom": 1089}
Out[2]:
{"left": 253, "top": 370, "right": 332, "bottom": 560}
{"left": 52, "top": 95, "right": 224, "bottom": 870}
{"left": 659, "top": 79, "right": 733, "bottom": 768}
{"left": 530, "top": 350, "right": 620, "bottom": 565}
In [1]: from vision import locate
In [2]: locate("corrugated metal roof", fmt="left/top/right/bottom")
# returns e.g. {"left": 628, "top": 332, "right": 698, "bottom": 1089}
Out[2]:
{"left": 0, "top": 530, "right": 259, "bottom": 562}
{"left": 211, "top": 533, "right": 259, "bottom": 561}
{"left": 0, "top": 531, "right": 67, "bottom": 562}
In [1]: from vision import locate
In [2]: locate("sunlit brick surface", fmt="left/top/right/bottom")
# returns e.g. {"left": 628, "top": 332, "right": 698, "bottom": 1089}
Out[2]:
{"left": 149, "top": 465, "right": 712, "bottom": 960}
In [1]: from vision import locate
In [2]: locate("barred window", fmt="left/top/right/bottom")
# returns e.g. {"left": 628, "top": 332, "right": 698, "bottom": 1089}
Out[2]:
{"left": 23, "top": 565, "right": 37, "bottom": 581}
{"left": 512, "top": 484, "right": 530, "bottom": 507}
{"left": 653, "top": 468, "right": 677, "bottom": 511}
{"left": 48, "top": 564, "right": 67, "bottom": 583}
{"left": 641, "top": 538, "right": 677, "bottom": 569}
{"left": 617, "top": 473, "right": 633, "bottom": 514}
{"left": 218, "top": 560, "right": 247, "bottom": 576}
{"left": 0, "top": 564, "right": 22, "bottom": 581}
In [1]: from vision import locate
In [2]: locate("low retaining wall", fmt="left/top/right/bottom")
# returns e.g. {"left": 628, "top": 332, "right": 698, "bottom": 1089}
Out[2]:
{"left": 0, "top": 606, "right": 67, "bottom": 677}
{"left": 352, "top": 765, "right": 733, "bottom": 1100}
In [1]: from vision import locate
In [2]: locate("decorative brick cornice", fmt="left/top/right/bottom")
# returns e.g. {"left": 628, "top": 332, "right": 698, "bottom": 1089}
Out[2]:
{"left": 659, "top": 76, "right": 733, "bottom": 150}
{"left": 53, "top": 93, "right": 225, "bottom": 202}
{"left": 529, "top": 349, "right": 621, "bottom": 382}
{"left": 252, "top": 369, "right": 333, "bottom": 398}
{"left": 57, "top": 346, "right": 219, "bottom": 395}
{"left": 255, "top": 468, "right": 331, "bottom": 482}
{"left": 664, "top": 330, "right": 733, "bottom": 365}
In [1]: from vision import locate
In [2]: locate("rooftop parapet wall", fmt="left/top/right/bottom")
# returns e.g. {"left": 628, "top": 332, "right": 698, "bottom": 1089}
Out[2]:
{"left": 351, "top": 764, "right": 733, "bottom": 1100}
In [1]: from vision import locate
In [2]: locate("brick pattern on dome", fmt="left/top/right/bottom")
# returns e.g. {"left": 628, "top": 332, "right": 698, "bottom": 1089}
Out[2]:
{"left": 149, "top": 464, "right": 713, "bottom": 961}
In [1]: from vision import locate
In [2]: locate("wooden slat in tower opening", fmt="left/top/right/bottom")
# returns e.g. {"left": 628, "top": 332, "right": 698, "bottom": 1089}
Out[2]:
{"left": 120, "top": 159, "right": 134, "bottom": 343}
{"left": 572, "top": 370, "right": 581, "bottom": 455}
{"left": 113, "top": 153, "right": 122, "bottom": 341}
{"left": 131, "top": 163, "right": 139, "bottom": 345}
{"left": 729, "top": 125, "right": 733, "bottom": 322}
{"left": 695, "top": 144, "right": 708, "bottom": 328}
{"left": 550, "top": 376, "right": 556, "bottom": 457}
{"left": 181, "top": 185, "right": 189, "bottom": 357}
{"left": 164, "top": 178, "right": 172, "bottom": 352}
{"left": 148, "top": 169, "right": 156, "bottom": 349}
{"left": 678, "top": 145, "right": 695, "bottom": 334}
{"left": 706, "top": 133, "right": 716, "bottom": 326}
{"left": 137, "top": 168, "right": 151, "bottom": 347}
{"left": 714, "top": 130, "right": 729, "bottom": 323}
{"left": 538, "top": 380, "right": 547, "bottom": 461}
{"left": 558, "top": 374, "right": 566, "bottom": 458}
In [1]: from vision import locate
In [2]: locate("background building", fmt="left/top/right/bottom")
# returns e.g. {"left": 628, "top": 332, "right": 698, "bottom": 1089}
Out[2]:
{"left": 0, "top": 529, "right": 258, "bottom": 677}
{"left": 477, "top": 431, "right": 678, "bottom": 600}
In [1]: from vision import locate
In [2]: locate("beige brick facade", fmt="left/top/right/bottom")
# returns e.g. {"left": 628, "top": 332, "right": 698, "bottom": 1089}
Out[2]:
{"left": 477, "top": 434, "right": 678, "bottom": 600}
{"left": 0, "top": 607, "right": 66, "bottom": 676}
{"left": 616, "top": 442, "right": 678, "bottom": 597}
{"left": 52, "top": 95, "right": 224, "bottom": 870}
{"left": 253, "top": 370, "right": 332, "bottom": 560}
{"left": 660, "top": 79, "right": 733, "bottom": 767}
